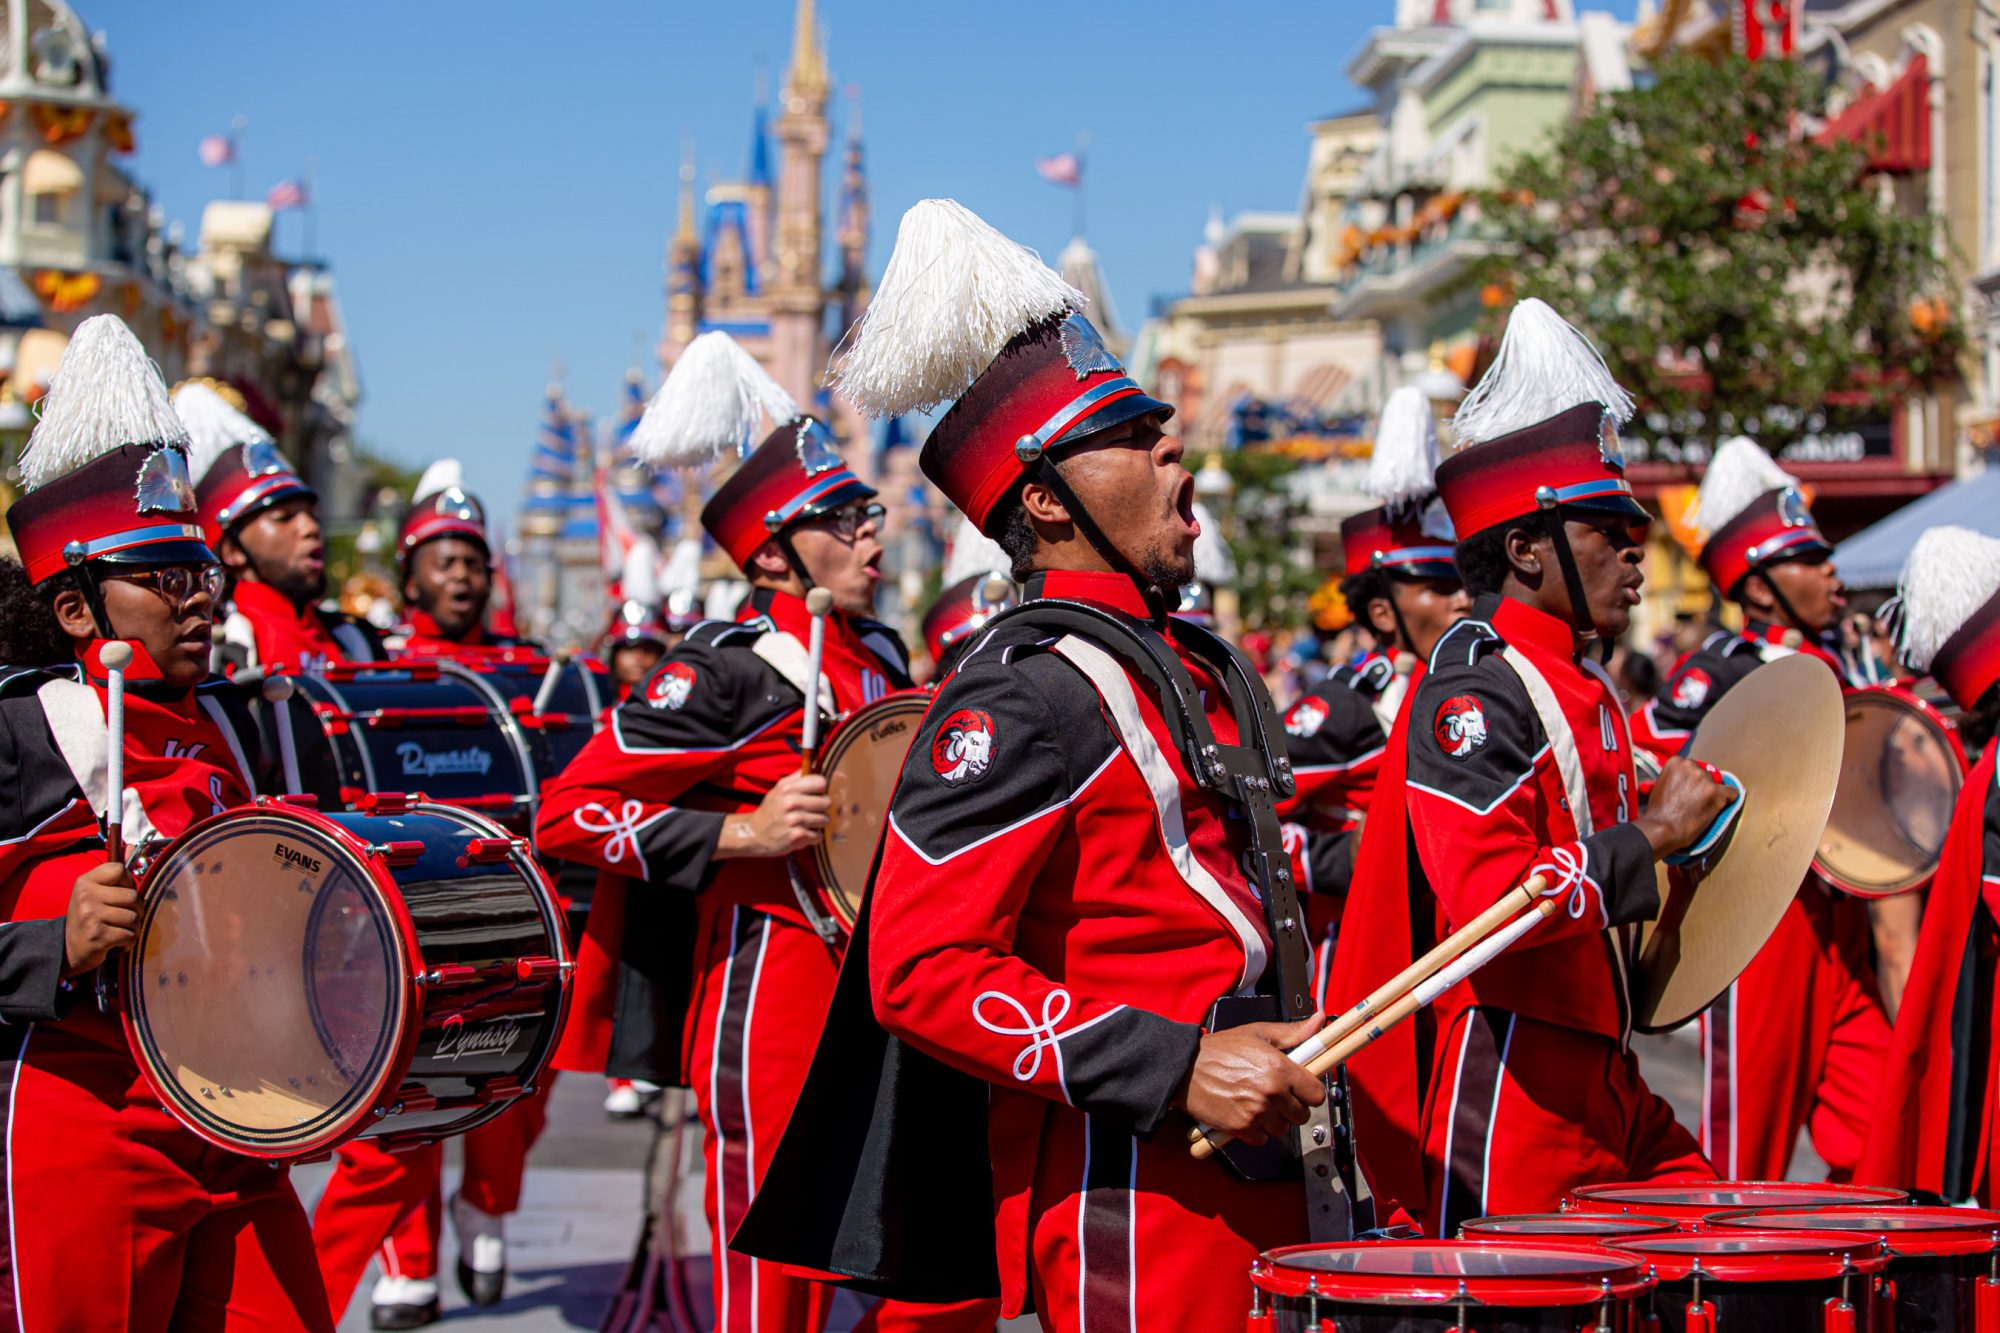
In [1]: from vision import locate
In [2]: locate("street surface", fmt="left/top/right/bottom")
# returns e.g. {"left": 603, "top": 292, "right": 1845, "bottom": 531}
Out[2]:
{"left": 296, "top": 1025, "right": 1810, "bottom": 1331}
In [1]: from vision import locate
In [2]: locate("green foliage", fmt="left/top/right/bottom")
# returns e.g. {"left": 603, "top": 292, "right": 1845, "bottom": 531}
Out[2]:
{"left": 1477, "top": 54, "right": 1962, "bottom": 449}
{"left": 1216, "top": 448, "right": 1323, "bottom": 632}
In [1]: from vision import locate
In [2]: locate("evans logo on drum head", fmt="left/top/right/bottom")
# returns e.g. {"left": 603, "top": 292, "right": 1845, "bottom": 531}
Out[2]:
{"left": 271, "top": 842, "right": 324, "bottom": 876}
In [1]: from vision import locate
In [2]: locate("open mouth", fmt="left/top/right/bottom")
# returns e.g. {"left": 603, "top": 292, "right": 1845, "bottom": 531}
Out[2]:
{"left": 1174, "top": 475, "right": 1199, "bottom": 538}
{"left": 863, "top": 550, "right": 882, "bottom": 581}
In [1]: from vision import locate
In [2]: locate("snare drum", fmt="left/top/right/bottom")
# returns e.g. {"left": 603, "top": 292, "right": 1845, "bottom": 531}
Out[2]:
{"left": 1567, "top": 1181, "right": 1910, "bottom": 1227}
{"left": 1713, "top": 1206, "right": 2000, "bottom": 1332}
{"left": 121, "top": 796, "right": 571, "bottom": 1159}
{"left": 1815, "top": 686, "right": 1969, "bottom": 897}
{"left": 1247, "top": 1240, "right": 1654, "bottom": 1332}
{"left": 798, "top": 689, "right": 932, "bottom": 930}
{"left": 1464, "top": 1214, "right": 1680, "bottom": 1244}
{"left": 1609, "top": 1231, "right": 1887, "bottom": 1331}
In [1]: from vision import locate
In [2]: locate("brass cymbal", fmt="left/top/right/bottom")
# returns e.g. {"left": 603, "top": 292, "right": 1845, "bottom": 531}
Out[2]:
{"left": 1631, "top": 654, "right": 1845, "bottom": 1032}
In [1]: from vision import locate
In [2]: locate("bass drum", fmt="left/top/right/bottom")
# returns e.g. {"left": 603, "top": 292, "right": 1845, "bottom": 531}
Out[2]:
{"left": 1814, "top": 686, "right": 1969, "bottom": 897}
{"left": 447, "top": 652, "right": 613, "bottom": 783}
{"left": 799, "top": 689, "right": 932, "bottom": 931}
{"left": 121, "top": 796, "right": 570, "bottom": 1160}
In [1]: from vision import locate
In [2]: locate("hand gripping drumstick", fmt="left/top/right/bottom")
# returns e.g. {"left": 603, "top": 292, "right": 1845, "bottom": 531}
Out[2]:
{"left": 100, "top": 642, "right": 134, "bottom": 863}
{"left": 1188, "top": 872, "right": 1551, "bottom": 1160}
{"left": 798, "top": 588, "right": 835, "bottom": 774}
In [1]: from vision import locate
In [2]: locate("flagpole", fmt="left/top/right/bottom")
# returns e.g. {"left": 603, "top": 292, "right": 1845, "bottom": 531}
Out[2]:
{"left": 1074, "top": 131, "right": 1089, "bottom": 239}
{"left": 304, "top": 155, "right": 318, "bottom": 259}
{"left": 230, "top": 114, "right": 247, "bottom": 200}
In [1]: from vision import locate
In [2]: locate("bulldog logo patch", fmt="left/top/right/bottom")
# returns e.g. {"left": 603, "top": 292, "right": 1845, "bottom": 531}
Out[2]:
{"left": 1285, "top": 698, "right": 1328, "bottom": 739}
{"left": 930, "top": 708, "right": 995, "bottom": 785}
{"left": 1433, "top": 695, "right": 1489, "bottom": 759}
{"left": 647, "top": 661, "right": 697, "bottom": 711}
{"left": 1670, "top": 668, "right": 1712, "bottom": 710}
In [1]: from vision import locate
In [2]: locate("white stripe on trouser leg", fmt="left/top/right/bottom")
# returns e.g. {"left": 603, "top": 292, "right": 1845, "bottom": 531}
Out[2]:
{"left": 1478, "top": 1015, "right": 1515, "bottom": 1220}
{"left": 710, "top": 907, "right": 740, "bottom": 1329}
{"left": 7, "top": 1026, "right": 34, "bottom": 1331}
{"left": 1435, "top": 1020, "right": 1477, "bottom": 1235}
{"left": 741, "top": 916, "right": 770, "bottom": 1332}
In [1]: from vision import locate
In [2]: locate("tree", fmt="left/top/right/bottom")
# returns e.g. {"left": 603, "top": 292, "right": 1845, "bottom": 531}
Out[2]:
{"left": 1476, "top": 54, "right": 1962, "bottom": 450}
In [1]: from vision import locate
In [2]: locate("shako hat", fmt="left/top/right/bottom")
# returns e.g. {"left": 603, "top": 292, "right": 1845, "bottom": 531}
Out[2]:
{"left": 1437, "top": 299, "right": 1647, "bottom": 540}
{"left": 1688, "top": 435, "right": 1831, "bottom": 596}
{"left": 174, "top": 380, "right": 314, "bottom": 548}
{"left": 1892, "top": 526, "right": 2000, "bottom": 712}
{"left": 8, "top": 314, "right": 211, "bottom": 586}
{"left": 606, "top": 535, "right": 669, "bottom": 649}
{"left": 398, "top": 458, "right": 490, "bottom": 565}
{"left": 922, "top": 571, "right": 1016, "bottom": 666}
{"left": 830, "top": 199, "right": 1172, "bottom": 535}
{"left": 1342, "top": 383, "right": 1457, "bottom": 579}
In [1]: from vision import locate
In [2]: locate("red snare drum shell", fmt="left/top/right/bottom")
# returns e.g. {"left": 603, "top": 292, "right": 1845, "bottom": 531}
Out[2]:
{"left": 1711, "top": 1206, "right": 2000, "bottom": 1257}
{"left": 1608, "top": 1230, "right": 1891, "bottom": 1282}
{"left": 1566, "top": 1180, "right": 1909, "bottom": 1224}
{"left": 1251, "top": 1239, "right": 1654, "bottom": 1305}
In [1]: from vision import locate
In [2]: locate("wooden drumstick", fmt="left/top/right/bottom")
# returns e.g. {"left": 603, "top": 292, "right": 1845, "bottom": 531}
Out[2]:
{"left": 100, "top": 641, "right": 133, "bottom": 863}
{"left": 1186, "top": 872, "right": 1551, "bottom": 1155}
{"left": 531, "top": 649, "right": 573, "bottom": 717}
{"left": 982, "top": 574, "right": 1010, "bottom": 606}
{"left": 799, "top": 588, "right": 834, "bottom": 774}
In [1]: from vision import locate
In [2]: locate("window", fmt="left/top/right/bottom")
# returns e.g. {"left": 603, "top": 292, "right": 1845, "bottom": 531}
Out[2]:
{"left": 33, "top": 191, "right": 64, "bottom": 225}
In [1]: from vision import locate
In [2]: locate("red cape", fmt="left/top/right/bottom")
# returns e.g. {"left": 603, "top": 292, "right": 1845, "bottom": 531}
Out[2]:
{"left": 1855, "top": 743, "right": 1998, "bottom": 1200}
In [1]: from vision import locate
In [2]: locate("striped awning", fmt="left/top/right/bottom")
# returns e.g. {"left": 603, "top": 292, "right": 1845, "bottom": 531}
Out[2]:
{"left": 1190, "top": 381, "right": 1252, "bottom": 442}
{"left": 1287, "top": 363, "right": 1355, "bottom": 414}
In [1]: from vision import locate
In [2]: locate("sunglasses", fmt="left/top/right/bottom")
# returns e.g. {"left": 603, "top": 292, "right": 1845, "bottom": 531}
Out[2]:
{"left": 804, "top": 500, "right": 885, "bottom": 541}
{"left": 104, "top": 563, "right": 226, "bottom": 610}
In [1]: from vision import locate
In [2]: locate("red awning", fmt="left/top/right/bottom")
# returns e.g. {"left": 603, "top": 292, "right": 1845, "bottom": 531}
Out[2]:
{"left": 1817, "top": 54, "right": 1929, "bottom": 175}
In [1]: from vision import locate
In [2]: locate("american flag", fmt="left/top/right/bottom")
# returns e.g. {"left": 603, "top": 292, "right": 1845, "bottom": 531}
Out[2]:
{"left": 266, "top": 179, "right": 308, "bottom": 212}
{"left": 198, "top": 135, "right": 234, "bottom": 167}
{"left": 1036, "top": 153, "right": 1082, "bottom": 188}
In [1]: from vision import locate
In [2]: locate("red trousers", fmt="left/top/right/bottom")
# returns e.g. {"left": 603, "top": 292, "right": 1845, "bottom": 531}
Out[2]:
{"left": 1423, "top": 1007, "right": 1714, "bottom": 1237}
{"left": 1699, "top": 887, "right": 1891, "bottom": 1181}
{"left": 0, "top": 1023, "right": 333, "bottom": 1333}
{"left": 310, "top": 1078, "right": 553, "bottom": 1316}
{"left": 690, "top": 902, "right": 997, "bottom": 1333}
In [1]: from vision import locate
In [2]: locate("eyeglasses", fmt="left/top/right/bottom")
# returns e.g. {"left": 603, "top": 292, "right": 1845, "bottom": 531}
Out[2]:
{"left": 105, "top": 563, "right": 226, "bottom": 610}
{"left": 805, "top": 500, "right": 885, "bottom": 541}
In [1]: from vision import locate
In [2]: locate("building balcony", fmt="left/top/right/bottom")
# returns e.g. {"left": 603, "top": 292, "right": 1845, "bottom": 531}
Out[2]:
{"left": 1330, "top": 209, "right": 1500, "bottom": 322}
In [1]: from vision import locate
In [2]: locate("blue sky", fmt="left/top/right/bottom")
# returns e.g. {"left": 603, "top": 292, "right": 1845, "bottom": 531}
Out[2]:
{"left": 94, "top": 0, "right": 1629, "bottom": 534}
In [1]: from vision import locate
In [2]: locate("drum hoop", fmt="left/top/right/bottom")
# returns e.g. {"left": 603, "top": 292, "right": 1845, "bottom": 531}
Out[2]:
{"left": 1608, "top": 1230, "right": 1891, "bottom": 1279}
{"left": 122, "top": 801, "right": 427, "bottom": 1160}
{"left": 1253, "top": 1240, "right": 1653, "bottom": 1304}
{"left": 808, "top": 690, "right": 935, "bottom": 930}
{"left": 1461, "top": 1213, "right": 1679, "bottom": 1239}
{"left": 435, "top": 660, "right": 544, "bottom": 819}
{"left": 303, "top": 671, "right": 379, "bottom": 795}
{"left": 1568, "top": 1180, "right": 1909, "bottom": 1216}
{"left": 1710, "top": 1207, "right": 2000, "bottom": 1257}
{"left": 1815, "top": 686, "right": 1971, "bottom": 898}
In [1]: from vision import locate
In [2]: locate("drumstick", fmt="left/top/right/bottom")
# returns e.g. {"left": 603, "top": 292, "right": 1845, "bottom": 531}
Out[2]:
{"left": 982, "top": 574, "right": 1010, "bottom": 607}
{"left": 100, "top": 642, "right": 133, "bottom": 863}
{"left": 531, "top": 650, "right": 573, "bottom": 717}
{"left": 1186, "top": 872, "right": 1550, "bottom": 1153}
{"left": 798, "top": 588, "right": 834, "bottom": 774}
{"left": 261, "top": 675, "right": 302, "bottom": 796}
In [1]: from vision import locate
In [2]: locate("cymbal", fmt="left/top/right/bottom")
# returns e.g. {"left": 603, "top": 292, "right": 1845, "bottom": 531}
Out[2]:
{"left": 1631, "top": 654, "right": 1845, "bottom": 1032}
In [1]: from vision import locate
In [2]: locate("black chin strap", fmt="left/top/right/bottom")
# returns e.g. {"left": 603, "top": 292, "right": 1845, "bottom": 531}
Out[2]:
{"left": 774, "top": 532, "right": 817, "bottom": 595}
{"left": 1378, "top": 571, "right": 1417, "bottom": 658}
{"left": 1535, "top": 496, "right": 1611, "bottom": 663}
{"left": 76, "top": 566, "right": 116, "bottom": 641}
{"left": 1032, "top": 457, "right": 1174, "bottom": 620}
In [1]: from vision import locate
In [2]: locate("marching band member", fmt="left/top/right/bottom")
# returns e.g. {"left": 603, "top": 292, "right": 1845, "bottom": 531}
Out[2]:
{"left": 174, "top": 379, "right": 385, "bottom": 673}
{"left": 923, "top": 518, "right": 1019, "bottom": 682}
{"left": 311, "top": 464, "right": 547, "bottom": 1326}
{"left": 536, "top": 331, "right": 988, "bottom": 1333}
{"left": 1281, "top": 385, "right": 1468, "bottom": 986}
{"left": 604, "top": 536, "right": 671, "bottom": 698}
{"left": 0, "top": 316, "right": 333, "bottom": 1331}
{"left": 1327, "top": 299, "right": 1730, "bottom": 1237}
{"left": 1857, "top": 526, "right": 2000, "bottom": 1202}
{"left": 733, "top": 201, "right": 1338, "bottom": 1331}
{"left": 1632, "top": 438, "right": 1889, "bottom": 1183}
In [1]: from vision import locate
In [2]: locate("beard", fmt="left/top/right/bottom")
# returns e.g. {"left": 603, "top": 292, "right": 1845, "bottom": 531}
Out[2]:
{"left": 266, "top": 561, "right": 326, "bottom": 609}
{"left": 1140, "top": 546, "right": 1197, "bottom": 598}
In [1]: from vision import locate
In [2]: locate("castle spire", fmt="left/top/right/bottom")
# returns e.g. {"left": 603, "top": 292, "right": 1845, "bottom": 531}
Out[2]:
{"left": 785, "top": 0, "right": 829, "bottom": 104}
{"left": 674, "top": 141, "right": 697, "bottom": 244}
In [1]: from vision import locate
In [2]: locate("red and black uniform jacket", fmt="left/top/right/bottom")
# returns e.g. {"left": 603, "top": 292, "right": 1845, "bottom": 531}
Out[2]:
{"left": 1856, "top": 739, "right": 2000, "bottom": 1201}
{"left": 533, "top": 588, "right": 909, "bottom": 1083}
{"left": 1325, "top": 595, "right": 1659, "bottom": 1219}
{"left": 1278, "top": 654, "right": 1396, "bottom": 909}
{"left": 392, "top": 611, "right": 533, "bottom": 659}
{"left": 0, "top": 652, "right": 268, "bottom": 1053}
{"left": 1631, "top": 621, "right": 1845, "bottom": 761}
{"left": 217, "top": 578, "right": 385, "bottom": 675}
{"left": 733, "top": 570, "right": 1285, "bottom": 1307}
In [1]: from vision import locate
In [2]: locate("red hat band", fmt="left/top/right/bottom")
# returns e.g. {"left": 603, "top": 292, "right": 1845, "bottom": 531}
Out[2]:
{"left": 701, "top": 418, "right": 877, "bottom": 570}
{"left": 1340, "top": 505, "right": 1457, "bottom": 579}
{"left": 195, "top": 440, "right": 316, "bottom": 547}
{"left": 9, "top": 443, "right": 215, "bottom": 585}
{"left": 920, "top": 314, "right": 1173, "bottom": 535}
{"left": 1700, "top": 487, "right": 1831, "bottom": 595}
{"left": 1933, "top": 590, "right": 2000, "bottom": 713}
{"left": 399, "top": 486, "right": 490, "bottom": 564}
{"left": 1436, "top": 402, "right": 1646, "bottom": 540}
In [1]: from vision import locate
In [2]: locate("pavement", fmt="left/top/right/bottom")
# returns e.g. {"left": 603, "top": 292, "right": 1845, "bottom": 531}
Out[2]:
{"left": 294, "top": 1025, "right": 1814, "bottom": 1332}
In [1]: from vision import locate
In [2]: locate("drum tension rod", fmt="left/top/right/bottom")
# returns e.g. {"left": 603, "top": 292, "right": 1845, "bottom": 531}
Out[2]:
{"left": 367, "top": 840, "right": 426, "bottom": 868}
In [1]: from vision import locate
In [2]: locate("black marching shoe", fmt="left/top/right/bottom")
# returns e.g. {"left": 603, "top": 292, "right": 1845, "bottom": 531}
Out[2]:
{"left": 368, "top": 1276, "right": 440, "bottom": 1329}
{"left": 451, "top": 1191, "right": 507, "bottom": 1307}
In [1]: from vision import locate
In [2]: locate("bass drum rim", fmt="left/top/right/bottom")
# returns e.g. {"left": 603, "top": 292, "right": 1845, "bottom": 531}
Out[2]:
{"left": 808, "top": 689, "right": 935, "bottom": 930}
{"left": 1813, "top": 685, "right": 1969, "bottom": 899}
{"left": 121, "top": 800, "right": 426, "bottom": 1160}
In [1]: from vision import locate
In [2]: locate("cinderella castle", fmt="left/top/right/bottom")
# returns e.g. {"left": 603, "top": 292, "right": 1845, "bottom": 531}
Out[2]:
{"left": 511, "top": 0, "right": 891, "bottom": 646}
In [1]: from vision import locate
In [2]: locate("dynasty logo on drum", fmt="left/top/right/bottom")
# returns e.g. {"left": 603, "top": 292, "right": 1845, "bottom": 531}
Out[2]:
{"left": 1285, "top": 698, "right": 1328, "bottom": 739}
{"left": 648, "top": 661, "right": 697, "bottom": 711}
{"left": 1671, "top": 668, "right": 1712, "bottom": 710}
{"left": 930, "top": 708, "right": 994, "bottom": 785}
{"left": 1433, "top": 694, "right": 1490, "bottom": 758}
{"left": 397, "top": 743, "right": 494, "bottom": 779}
{"left": 435, "top": 1013, "right": 524, "bottom": 1063}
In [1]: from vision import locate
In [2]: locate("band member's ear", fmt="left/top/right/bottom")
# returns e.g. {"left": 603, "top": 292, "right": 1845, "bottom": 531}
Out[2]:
{"left": 49, "top": 585, "right": 97, "bottom": 641}
{"left": 1503, "top": 525, "right": 1542, "bottom": 581}
{"left": 1018, "top": 477, "right": 1070, "bottom": 528}
{"left": 745, "top": 539, "right": 794, "bottom": 583}
{"left": 217, "top": 532, "right": 249, "bottom": 575}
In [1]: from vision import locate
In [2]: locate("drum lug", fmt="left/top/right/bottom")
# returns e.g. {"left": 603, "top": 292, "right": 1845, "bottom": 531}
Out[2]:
{"left": 384, "top": 1086, "right": 438, "bottom": 1117}
{"left": 514, "top": 956, "right": 565, "bottom": 983}
{"left": 478, "top": 1079, "right": 525, "bottom": 1104}
{"left": 369, "top": 840, "right": 426, "bottom": 869}
{"left": 459, "top": 837, "right": 523, "bottom": 867}
{"left": 260, "top": 792, "right": 319, "bottom": 809}
{"left": 359, "top": 793, "right": 417, "bottom": 816}
{"left": 422, "top": 963, "right": 483, "bottom": 989}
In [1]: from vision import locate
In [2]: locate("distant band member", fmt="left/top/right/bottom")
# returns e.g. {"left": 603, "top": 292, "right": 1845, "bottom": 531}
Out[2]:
{"left": 920, "top": 569, "right": 1016, "bottom": 680}
{"left": 1327, "top": 300, "right": 1728, "bottom": 1236}
{"left": 1631, "top": 438, "right": 1889, "bottom": 1183}
{"left": 175, "top": 379, "right": 384, "bottom": 673}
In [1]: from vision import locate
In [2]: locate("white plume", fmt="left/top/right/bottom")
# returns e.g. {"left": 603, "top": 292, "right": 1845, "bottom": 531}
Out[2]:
{"left": 172, "top": 381, "right": 272, "bottom": 480}
{"left": 621, "top": 535, "right": 661, "bottom": 606}
{"left": 1687, "top": 435, "right": 1797, "bottom": 539}
{"left": 18, "top": 315, "right": 188, "bottom": 491}
{"left": 632, "top": 331, "right": 798, "bottom": 468}
{"left": 941, "top": 513, "right": 1012, "bottom": 586}
{"left": 659, "top": 537, "right": 703, "bottom": 595}
{"left": 1192, "top": 500, "right": 1237, "bottom": 584}
{"left": 1894, "top": 526, "right": 2000, "bottom": 671}
{"left": 829, "top": 199, "right": 1085, "bottom": 419}
{"left": 1366, "top": 384, "right": 1442, "bottom": 508}
{"left": 1451, "top": 298, "right": 1635, "bottom": 448}
{"left": 412, "top": 458, "right": 464, "bottom": 505}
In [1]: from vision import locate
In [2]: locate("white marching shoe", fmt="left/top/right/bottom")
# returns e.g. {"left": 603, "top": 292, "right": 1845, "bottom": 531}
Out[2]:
{"left": 368, "top": 1275, "right": 439, "bottom": 1329}
{"left": 449, "top": 1191, "right": 507, "bottom": 1307}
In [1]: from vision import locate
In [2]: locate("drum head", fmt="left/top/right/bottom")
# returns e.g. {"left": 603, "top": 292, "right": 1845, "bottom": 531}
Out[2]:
{"left": 1610, "top": 1230, "right": 1888, "bottom": 1280}
{"left": 1256, "top": 1241, "right": 1650, "bottom": 1304}
{"left": 812, "top": 691, "right": 933, "bottom": 928}
{"left": 1713, "top": 1207, "right": 2000, "bottom": 1257}
{"left": 1815, "top": 689, "right": 1966, "bottom": 897}
{"left": 1568, "top": 1181, "right": 1908, "bottom": 1220}
{"left": 125, "top": 810, "right": 413, "bottom": 1157}
{"left": 1462, "top": 1213, "right": 1678, "bottom": 1240}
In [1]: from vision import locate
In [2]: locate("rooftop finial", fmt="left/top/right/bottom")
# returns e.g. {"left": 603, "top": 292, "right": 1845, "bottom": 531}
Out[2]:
{"left": 786, "top": 0, "right": 829, "bottom": 101}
